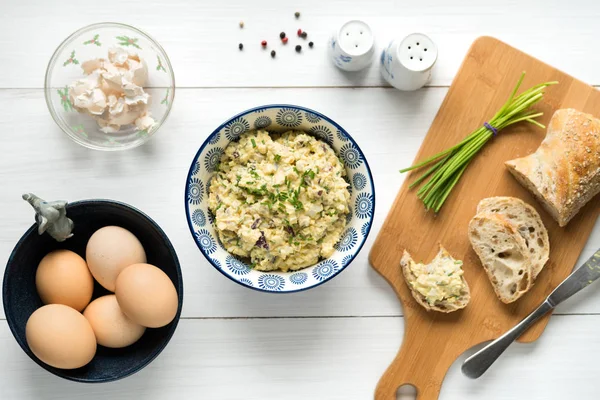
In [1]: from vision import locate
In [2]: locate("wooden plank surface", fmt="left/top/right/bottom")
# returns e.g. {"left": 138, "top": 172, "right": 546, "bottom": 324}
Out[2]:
{"left": 2, "top": 316, "right": 600, "bottom": 400}
{"left": 370, "top": 37, "right": 600, "bottom": 400}
{"left": 1, "top": 87, "right": 598, "bottom": 321}
{"left": 1, "top": 1, "right": 600, "bottom": 399}
{"left": 1, "top": 0, "right": 600, "bottom": 88}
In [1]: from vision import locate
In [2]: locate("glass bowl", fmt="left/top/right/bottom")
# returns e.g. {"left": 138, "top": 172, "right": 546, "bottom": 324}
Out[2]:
{"left": 45, "top": 23, "right": 175, "bottom": 151}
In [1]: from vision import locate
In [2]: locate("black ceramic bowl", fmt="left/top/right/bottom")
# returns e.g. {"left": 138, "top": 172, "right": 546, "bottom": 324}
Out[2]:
{"left": 3, "top": 199, "right": 183, "bottom": 383}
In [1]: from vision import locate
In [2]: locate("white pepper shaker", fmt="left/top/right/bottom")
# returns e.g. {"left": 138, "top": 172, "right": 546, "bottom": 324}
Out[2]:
{"left": 380, "top": 33, "right": 437, "bottom": 90}
{"left": 329, "top": 20, "right": 375, "bottom": 72}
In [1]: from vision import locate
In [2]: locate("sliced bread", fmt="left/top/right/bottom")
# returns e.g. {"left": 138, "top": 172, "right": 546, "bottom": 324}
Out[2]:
{"left": 476, "top": 197, "right": 549, "bottom": 279}
{"left": 400, "top": 245, "right": 470, "bottom": 313}
{"left": 468, "top": 214, "right": 533, "bottom": 303}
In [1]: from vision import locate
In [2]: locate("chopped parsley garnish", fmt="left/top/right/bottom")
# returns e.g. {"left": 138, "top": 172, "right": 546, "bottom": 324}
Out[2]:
{"left": 251, "top": 138, "right": 257, "bottom": 148}
{"left": 249, "top": 169, "right": 261, "bottom": 179}
{"left": 274, "top": 154, "right": 281, "bottom": 162}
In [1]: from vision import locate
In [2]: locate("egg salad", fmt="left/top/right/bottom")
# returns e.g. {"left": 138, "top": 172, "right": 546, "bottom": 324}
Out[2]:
{"left": 208, "top": 130, "right": 350, "bottom": 272}
{"left": 408, "top": 252, "right": 466, "bottom": 306}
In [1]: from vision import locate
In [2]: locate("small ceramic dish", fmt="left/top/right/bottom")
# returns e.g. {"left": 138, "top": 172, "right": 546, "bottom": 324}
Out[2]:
{"left": 45, "top": 22, "right": 175, "bottom": 151}
{"left": 3, "top": 200, "right": 183, "bottom": 382}
{"left": 184, "top": 105, "right": 375, "bottom": 293}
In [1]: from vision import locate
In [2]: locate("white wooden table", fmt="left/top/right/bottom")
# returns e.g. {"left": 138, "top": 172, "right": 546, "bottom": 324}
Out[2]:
{"left": 1, "top": 1, "right": 599, "bottom": 399}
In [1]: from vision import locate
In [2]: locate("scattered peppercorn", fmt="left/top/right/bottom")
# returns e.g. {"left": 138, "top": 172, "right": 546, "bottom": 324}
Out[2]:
{"left": 261, "top": 40, "right": 267, "bottom": 47}
{"left": 271, "top": 50, "right": 276, "bottom": 58}
{"left": 295, "top": 11, "right": 300, "bottom": 18}
{"left": 301, "top": 31, "right": 308, "bottom": 39}
{"left": 297, "top": 29, "right": 303, "bottom": 36}
{"left": 239, "top": 43, "right": 243, "bottom": 50}
{"left": 280, "top": 32, "right": 286, "bottom": 39}
{"left": 309, "top": 41, "right": 314, "bottom": 48}
{"left": 282, "top": 37, "right": 289, "bottom": 44}
{"left": 295, "top": 45, "right": 302, "bottom": 52}
{"left": 239, "top": 21, "right": 244, "bottom": 28}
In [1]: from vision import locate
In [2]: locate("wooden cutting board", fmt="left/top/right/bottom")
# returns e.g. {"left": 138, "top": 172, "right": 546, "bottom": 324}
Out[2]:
{"left": 369, "top": 36, "right": 600, "bottom": 400}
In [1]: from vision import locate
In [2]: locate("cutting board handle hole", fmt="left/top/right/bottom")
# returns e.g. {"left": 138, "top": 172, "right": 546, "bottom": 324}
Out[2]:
{"left": 397, "top": 384, "right": 417, "bottom": 400}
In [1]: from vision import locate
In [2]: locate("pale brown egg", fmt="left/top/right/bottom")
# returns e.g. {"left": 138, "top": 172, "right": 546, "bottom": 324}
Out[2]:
{"left": 86, "top": 226, "right": 146, "bottom": 291}
{"left": 36, "top": 249, "right": 94, "bottom": 311}
{"left": 26, "top": 304, "right": 97, "bottom": 369}
{"left": 83, "top": 295, "right": 146, "bottom": 348}
{"left": 115, "top": 263, "right": 178, "bottom": 328}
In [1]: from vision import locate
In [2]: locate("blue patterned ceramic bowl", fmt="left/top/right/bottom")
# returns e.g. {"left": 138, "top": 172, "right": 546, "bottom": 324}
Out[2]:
{"left": 185, "top": 105, "right": 375, "bottom": 293}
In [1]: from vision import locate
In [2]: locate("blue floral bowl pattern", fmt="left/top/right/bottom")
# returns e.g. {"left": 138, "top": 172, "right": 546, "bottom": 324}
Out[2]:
{"left": 184, "top": 105, "right": 375, "bottom": 293}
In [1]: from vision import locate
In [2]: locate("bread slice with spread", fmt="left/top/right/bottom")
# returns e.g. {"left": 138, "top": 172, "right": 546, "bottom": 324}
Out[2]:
{"left": 400, "top": 245, "right": 470, "bottom": 313}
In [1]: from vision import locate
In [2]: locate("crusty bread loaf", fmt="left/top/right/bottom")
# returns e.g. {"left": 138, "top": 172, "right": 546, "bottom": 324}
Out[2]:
{"left": 468, "top": 214, "right": 532, "bottom": 303}
{"left": 505, "top": 108, "right": 600, "bottom": 227}
{"left": 400, "top": 245, "right": 470, "bottom": 313}
{"left": 476, "top": 197, "right": 549, "bottom": 279}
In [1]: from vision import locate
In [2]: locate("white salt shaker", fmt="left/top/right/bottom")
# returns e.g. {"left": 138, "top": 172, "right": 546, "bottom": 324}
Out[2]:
{"left": 380, "top": 33, "right": 437, "bottom": 91}
{"left": 329, "top": 20, "right": 375, "bottom": 72}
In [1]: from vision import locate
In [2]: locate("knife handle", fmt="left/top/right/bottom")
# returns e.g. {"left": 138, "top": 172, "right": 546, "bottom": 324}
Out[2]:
{"left": 461, "top": 300, "right": 553, "bottom": 379}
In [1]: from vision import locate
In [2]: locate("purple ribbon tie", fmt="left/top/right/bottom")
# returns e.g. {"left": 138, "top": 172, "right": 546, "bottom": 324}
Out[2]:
{"left": 484, "top": 122, "right": 498, "bottom": 136}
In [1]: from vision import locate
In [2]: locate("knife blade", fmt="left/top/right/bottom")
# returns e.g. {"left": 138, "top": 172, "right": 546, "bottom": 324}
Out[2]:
{"left": 462, "top": 248, "right": 600, "bottom": 379}
{"left": 546, "top": 249, "right": 600, "bottom": 307}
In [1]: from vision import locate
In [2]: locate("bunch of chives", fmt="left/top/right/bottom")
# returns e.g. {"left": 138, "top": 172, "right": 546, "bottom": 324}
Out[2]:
{"left": 400, "top": 72, "right": 558, "bottom": 212}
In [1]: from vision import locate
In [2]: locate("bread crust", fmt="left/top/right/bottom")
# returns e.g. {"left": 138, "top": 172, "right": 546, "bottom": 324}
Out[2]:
{"left": 505, "top": 108, "right": 600, "bottom": 227}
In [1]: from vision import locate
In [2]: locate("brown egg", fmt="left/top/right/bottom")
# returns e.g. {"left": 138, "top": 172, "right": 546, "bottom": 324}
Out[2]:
{"left": 36, "top": 250, "right": 94, "bottom": 311}
{"left": 26, "top": 304, "right": 97, "bottom": 369}
{"left": 83, "top": 295, "right": 146, "bottom": 348}
{"left": 115, "top": 263, "right": 178, "bottom": 328}
{"left": 86, "top": 226, "right": 146, "bottom": 291}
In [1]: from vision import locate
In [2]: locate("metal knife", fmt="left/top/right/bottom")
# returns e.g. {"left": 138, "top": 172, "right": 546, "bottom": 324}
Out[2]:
{"left": 461, "top": 248, "right": 600, "bottom": 379}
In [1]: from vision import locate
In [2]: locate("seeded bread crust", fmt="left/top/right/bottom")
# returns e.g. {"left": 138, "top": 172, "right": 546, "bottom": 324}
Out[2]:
{"left": 505, "top": 108, "right": 600, "bottom": 227}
